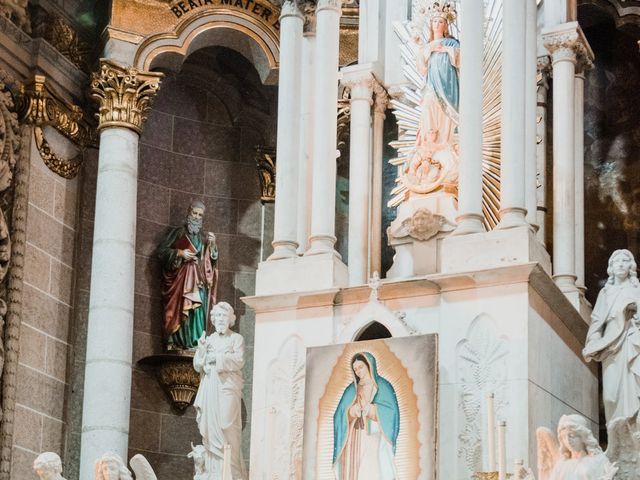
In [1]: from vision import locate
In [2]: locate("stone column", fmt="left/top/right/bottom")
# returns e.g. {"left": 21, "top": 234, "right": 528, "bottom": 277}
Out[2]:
{"left": 453, "top": 0, "right": 485, "bottom": 235}
{"left": 543, "top": 22, "right": 593, "bottom": 293}
{"left": 343, "top": 66, "right": 374, "bottom": 285}
{"left": 575, "top": 54, "right": 593, "bottom": 290}
{"left": 296, "top": 4, "right": 316, "bottom": 255}
{"left": 80, "top": 60, "right": 162, "bottom": 479}
{"left": 536, "top": 56, "right": 551, "bottom": 246}
{"left": 524, "top": 0, "right": 539, "bottom": 231}
{"left": 497, "top": 0, "right": 528, "bottom": 229}
{"left": 270, "top": 1, "right": 304, "bottom": 259}
{"left": 370, "top": 84, "right": 388, "bottom": 275}
{"left": 306, "top": 0, "right": 343, "bottom": 256}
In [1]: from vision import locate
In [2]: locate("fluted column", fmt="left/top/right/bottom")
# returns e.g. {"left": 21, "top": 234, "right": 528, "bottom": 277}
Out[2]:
{"left": 453, "top": 0, "right": 485, "bottom": 235}
{"left": 497, "top": 0, "right": 528, "bottom": 229}
{"left": 543, "top": 22, "right": 593, "bottom": 293}
{"left": 296, "top": 4, "right": 316, "bottom": 255}
{"left": 80, "top": 60, "right": 162, "bottom": 479}
{"left": 270, "top": 1, "right": 304, "bottom": 259}
{"left": 524, "top": 0, "right": 539, "bottom": 231}
{"left": 343, "top": 66, "right": 374, "bottom": 285}
{"left": 575, "top": 53, "right": 593, "bottom": 291}
{"left": 370, "top": 84, "right": 388, "bottom": 275}
{"left": 536, "top": 56, "right": 551, "bottom": 246}
{"left": 306, "top": 0, "right": 343, "bottom": 256}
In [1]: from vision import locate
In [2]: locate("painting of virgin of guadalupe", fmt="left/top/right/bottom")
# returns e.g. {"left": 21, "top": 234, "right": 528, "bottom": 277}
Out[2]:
{"left": 302, "top": 335, "right": 437, "bottom": 480}
{"left": 333, "top": 352, "right": 400, "bottom": 479}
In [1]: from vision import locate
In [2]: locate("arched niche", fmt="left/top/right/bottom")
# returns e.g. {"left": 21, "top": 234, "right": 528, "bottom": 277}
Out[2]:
{"left": 337, "top": 299, "right": 414, "bottom": 343}
{"left": 355, "top": 321, "right": 392, "bottom": 341}
{"left": 134, "top": 10, "right": 279, "bottom": 85}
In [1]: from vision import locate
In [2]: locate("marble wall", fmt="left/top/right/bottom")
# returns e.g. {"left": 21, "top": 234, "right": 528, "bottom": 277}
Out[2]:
{"left": 127, "top": 46, "right": 276, "bottom": 477}
{"left": 11, "top": 137, "right": 86, "bottom": 479}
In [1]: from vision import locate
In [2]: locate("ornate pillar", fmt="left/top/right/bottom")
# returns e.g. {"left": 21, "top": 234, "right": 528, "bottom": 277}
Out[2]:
{"left": 453, "top": 0, "right": 485, "bottom": 235}
{"left": 343, "top": 66, "right": 374, "bottom": 285}
{"left": 270, "top": 1, "right": 304, "bottom": 259}
{"left": 370, "top": 83, "right": 388, "bottom": 275}
{"left": 296, "top": 3, "right": 317, "bottom": 255}
{"left": 542, "top": 22, "right": 593, "bottom": 294}
{"left": 536, "top": 56, "right": 551, "bottom": 246}
{"left": 575, "top": 55, "right": 593, "bottom": 291}
{"left": 497, "top": 0, "right": 528, "bottom": 229}
{"left": 306, "top": 0, "right": 343, "bottom": 257}
{"left": 80, "top": 60, "right": 162, "bottom": 479}
{"left": 524, "top": 0, "right": 539, "bottom": 231}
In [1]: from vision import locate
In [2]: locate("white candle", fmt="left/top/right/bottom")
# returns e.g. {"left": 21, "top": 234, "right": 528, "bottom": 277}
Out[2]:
{"left": 514, "top": 459, "right": 524, "bottom": 480}
{"left": 498, "top": 421, "right": 507, "bottom": 480}
{"left": 223, "top": 444, "right": 233, "bottom": 480}
{"left": 487, "top": 393, "right": 496, "bottom": 471}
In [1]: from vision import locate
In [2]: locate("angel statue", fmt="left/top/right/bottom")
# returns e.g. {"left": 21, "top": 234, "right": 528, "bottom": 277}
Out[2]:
{"left": 33, "top": 452, "right": 66, "bottom": 480}
{"left": 583, "top": 249, "right": 640, "bottom": 425}
{"left": 94, "top": 452, "right": 158, "bottom": 480}
{"left": 536, "top": 414, "right": 617, "bottom": 480}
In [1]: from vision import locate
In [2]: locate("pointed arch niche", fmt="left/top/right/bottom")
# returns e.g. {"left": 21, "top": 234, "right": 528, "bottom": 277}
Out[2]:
{"left": 338, "top": 298, "right": 414, "bottom": 343}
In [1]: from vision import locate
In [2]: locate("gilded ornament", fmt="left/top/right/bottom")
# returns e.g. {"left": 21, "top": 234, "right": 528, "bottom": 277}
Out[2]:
{"left": 255, "top": 146, "right": 276, "bottom": 203}
{"left": 143, "top": 353, "right": 201, "bottom": 411}
{"left": 31, "top": 13, "right": 91, "bottom": 72}
{"left": 16, "top": 75, "right": 96, "bottom": 178}
{"left": 90, "top": 60, "right": 163, "bottom": 134}
{"left": 0, "top": 0, "right": 29, "bottom": 33}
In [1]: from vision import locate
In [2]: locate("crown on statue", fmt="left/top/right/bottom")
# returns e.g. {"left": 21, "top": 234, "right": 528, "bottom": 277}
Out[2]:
{"left": 426, "top": 1, "right": 457, "bottom": 23}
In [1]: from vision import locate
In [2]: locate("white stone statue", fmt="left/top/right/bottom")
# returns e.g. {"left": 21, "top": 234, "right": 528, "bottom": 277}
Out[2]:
{"left": 583, "top": 249, "right": 640, "bottom": 424}
{"left": 188, "top": 443, "right": 208, "bottom": 480}
{"left": 193, "top": 301, "right": 246, "bottom": 480}
{"left": 94, "top": 452, "right": 133, "bottom": 480}
{"left": 33, "top": 452, "right": 66, "bottom": 480}
{"left": 129, "top": 454, "right": 158, "bottom": 480}
{"left": 536, "top": 414, "right": 617, "bottom": 480}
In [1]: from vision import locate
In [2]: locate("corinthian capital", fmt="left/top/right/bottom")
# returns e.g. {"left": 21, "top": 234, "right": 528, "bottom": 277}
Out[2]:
{"left": 542, "top": 21, "right": 594, "bottom": 68}
{"left": 90, "top": 59, "right": 163, "bottom": 134}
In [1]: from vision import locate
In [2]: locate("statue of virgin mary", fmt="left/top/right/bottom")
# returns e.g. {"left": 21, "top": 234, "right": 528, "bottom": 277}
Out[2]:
{"left": 332, "top": 352, "right": 400, "bottom": 480}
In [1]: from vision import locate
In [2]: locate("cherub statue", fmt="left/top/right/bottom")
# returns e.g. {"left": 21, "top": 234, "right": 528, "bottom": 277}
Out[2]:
{"left": 388, "top": 208, "right": 454, "bottom": 242}
{"left": 187, "top": 443, "right": 208, "bottom": 480}
{"left": 33, "top": 452, "right": 66, "bottom": 480}
{"left": 94, "top": 452, "right": 133, "bottom": 480}
{"left": 536, "top": 414, "right": 617, "bottom": 480}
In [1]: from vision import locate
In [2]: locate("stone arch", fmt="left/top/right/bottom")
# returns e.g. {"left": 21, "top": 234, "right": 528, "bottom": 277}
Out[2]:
{"left": 337, "top": 300, "right": 414, "bottom": 343}
{"left": 134, "top": 10, "right": 279, "bottom": 84}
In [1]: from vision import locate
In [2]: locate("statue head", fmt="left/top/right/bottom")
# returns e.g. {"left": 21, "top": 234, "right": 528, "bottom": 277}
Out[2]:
{"left": 606, "top": 249, "right": 639, "bottom": 287}
{"left": 425, "top": 2, "right": 456, "bottom": 40}
{"left": 211, "top": 301, "right": 236, "bottom": 334}
{"left": 94, "top": 452, "right": 133, "bottom": 480}
{"left": 557, "top": 415, "right": 602, "bottom": 458}
{"left": 186, "top": 201, "right": 206, "bottom": 235}
{"left": 33, "top": 452, "right": 63, "bottom": 480}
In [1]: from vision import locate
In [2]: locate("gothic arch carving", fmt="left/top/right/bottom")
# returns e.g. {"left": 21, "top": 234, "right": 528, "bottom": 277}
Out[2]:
{"left": 336, "top": 299, "right": 415, "bottom": 343}
{"left": 134, "top": 10, "right": 280, "bottom": 84}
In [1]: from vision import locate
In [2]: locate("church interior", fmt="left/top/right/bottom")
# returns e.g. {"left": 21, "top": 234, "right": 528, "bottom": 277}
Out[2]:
{"left": 1, "top": 0, "right": 640, "bottom": 479}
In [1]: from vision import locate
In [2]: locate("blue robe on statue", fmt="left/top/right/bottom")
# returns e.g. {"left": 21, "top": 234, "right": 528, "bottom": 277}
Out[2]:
{"left": 333, "top": 352, "right": 400, "bottom": 480}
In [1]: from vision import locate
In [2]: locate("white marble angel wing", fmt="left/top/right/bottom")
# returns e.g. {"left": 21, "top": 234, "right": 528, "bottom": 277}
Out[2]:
{"left": 605, "top": 416, "right": 639, "bottom": 480}
{"left": 536, "top": 427, "right": 560, "bottom": 480}
{"left": 129, "top": 454, "right": 158, "bottom": 480}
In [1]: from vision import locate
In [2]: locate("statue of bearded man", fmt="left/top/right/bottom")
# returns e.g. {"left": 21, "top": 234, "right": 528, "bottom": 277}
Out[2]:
{"left": 157, "top": 201, "right": 219, "bottom": 350}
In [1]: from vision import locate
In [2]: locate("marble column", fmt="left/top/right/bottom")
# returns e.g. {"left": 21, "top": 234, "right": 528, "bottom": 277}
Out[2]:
{"left": 343, "top": 66, "right": 374, "bottom": 285}
{"left": 296, "top": 3, "right": 316, "bottom": 255}
{"left": 370, "top": 84, "right": 388, "bottom": 276}
{"left": 575, "top": 56, "right": 593, "bottom": 290}
{"left": 453, "top": 0, "right": 485, "bottom": 235}
{"left": 270, "top": 1, "right": 304, "bottom": 259}
{"left": 498, "top": 0, "right": 528, "bottom": 229}
{"left": 524, "top": 0, "right": 539, "bottom": 231}
{"left": 543, "top": 22, "right": 593, "bottom": 293}
{"left": 536, "top": 56, "right": 551, "bottom": 246}
{"left": 80, "top": 60, "right": 162, "bottom": 480}
{"left": 306, "top": 0, "right": 343, "bottom": 256}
